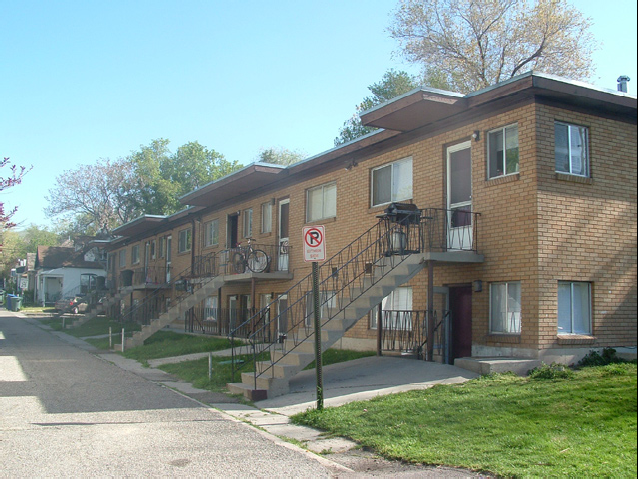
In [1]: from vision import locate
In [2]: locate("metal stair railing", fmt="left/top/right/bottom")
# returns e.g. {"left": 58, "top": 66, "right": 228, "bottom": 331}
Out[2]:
{"left": 118, "top": 251, "right": 227, "bottom": 327}
{"left": 230, "top": 213, "right": 427, "bottom": 387}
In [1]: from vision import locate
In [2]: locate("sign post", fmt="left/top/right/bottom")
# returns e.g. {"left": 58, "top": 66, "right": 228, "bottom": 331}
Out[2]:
{"left": 303, "top": 226, "right": 326, "bottom": 410}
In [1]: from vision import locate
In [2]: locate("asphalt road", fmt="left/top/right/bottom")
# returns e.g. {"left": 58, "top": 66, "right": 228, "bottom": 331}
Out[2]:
{"left": 0, "top": 312, "right": 332, "bottom": 477}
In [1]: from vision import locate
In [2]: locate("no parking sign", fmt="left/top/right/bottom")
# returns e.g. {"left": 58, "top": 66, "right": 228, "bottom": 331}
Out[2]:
{"left": 303, "top": 225, "right": 326, "bottom": 262}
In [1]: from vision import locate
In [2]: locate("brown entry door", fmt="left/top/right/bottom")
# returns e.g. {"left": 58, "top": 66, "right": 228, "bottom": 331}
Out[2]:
{"left": 449, "top": 285, "right": 472, "bottom": 362}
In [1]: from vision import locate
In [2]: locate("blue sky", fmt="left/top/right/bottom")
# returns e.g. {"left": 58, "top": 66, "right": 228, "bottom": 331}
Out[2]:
{"left": 2, "top": 0, "right": 636, "bottom": 229}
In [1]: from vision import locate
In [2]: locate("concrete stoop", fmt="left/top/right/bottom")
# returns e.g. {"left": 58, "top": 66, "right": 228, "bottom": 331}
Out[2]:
{"left": 454, "top": 357, "right": 542, "bottom": 376}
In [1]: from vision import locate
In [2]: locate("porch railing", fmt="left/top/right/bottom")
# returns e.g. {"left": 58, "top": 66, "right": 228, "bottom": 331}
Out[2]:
{"left": 378, "top": 309, "right": 449, "bottom": 361}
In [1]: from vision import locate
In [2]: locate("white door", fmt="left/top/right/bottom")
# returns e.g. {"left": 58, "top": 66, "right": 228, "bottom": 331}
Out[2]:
{"left": 446, "top": 141, "right": 472, "bottom": 250}
{"left": 278, "top": 199, "right": 290, "bottom": 271}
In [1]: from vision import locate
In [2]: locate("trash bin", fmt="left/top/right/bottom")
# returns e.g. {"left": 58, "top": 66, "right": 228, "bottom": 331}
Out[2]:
{"left": 0, "top": 290, "right": 5, "bottom": 305}
{"left": 13, "top": 296, "right": 23, "bottom": 311}
{"left": 6, "top": 294, "right": 15, "bottom": 310}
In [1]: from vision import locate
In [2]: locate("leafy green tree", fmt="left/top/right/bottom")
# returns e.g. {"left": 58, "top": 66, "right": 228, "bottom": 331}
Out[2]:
{"left": 335, "top": 70, "right": 421, "bottom": 146}
{"left": 130, "top": 139, "right": 242, "bottom": 214}
{"left": 256, "top": 147, "right": 306, "bottom": 166}
{"left": 389, "top": 0, "right": 596, "bottom": 94}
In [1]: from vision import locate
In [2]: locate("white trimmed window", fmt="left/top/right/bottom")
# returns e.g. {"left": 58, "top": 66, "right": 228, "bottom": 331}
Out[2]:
{"left": 119, "top": 250, "right": 126, "bottom": 268}
{"left": 178, "top": 228, "right": 192, "bottom": 253}
{"left": 305, "top": 290, "right": 337, "bottom": 327}
{"left": 555, "top": 122, "right": 589, "bottom": 177}
{"left": 243, "top": 208, "right": 253, "bottom": 238}
{"left": 558, "top": 281, "right": 591, "bottom": 335}
{"left": 151, "top": 240, "right": 156, "bottom": 259}
{"left": 306, "top": 182, "right": 336, "bottom": 222}
{"left": 159, "top": 237, "right": 165, "bottom": 258}
{"left": 261, "top": 202, "right": 272, "bottom": 233}
{"left": 490, "top": 282, "right": 521, "bottom": 334}
{"left": 204, "top": 296, "right": 218, "bottom": 321}
{"left": 488, "top": 124, "right": 519, "bottom": 179}
{"left": 131, "top": 245, "right": 140, "bottom": 264}
{"left": 204, "top": 219, "right": 219, "bottom": 247}
{"left": 372, "top": 157, "right": 413, "bottom": 207}
{"left": 370, "top": 287, "right": 413, "bottom": 330}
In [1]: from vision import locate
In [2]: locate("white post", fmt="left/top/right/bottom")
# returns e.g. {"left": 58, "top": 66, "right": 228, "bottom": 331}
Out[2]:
{"left": 109, "top": 327, "right": 112, "bottom": 349}
{"left": 208, "top": 352, "right": 213, "bottom": 380}
{"left": 121, "top": 328, "right": 125, "bottom": 352}
{"left": 62, "top": 317, "right": 65, "bottom": 329}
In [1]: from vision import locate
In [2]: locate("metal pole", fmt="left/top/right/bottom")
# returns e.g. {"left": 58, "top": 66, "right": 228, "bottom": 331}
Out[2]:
{"left": 312, "top": 261, "right": 323, "bottom": 410}
{"left": 376, "top": 302, "right": 383, "bottom": 356}
{"left": 427, "top": 261, "right": 434, "bottom": 361}
{"left": 109, "top": 327, "right": 112, "bottom": 349}
{"left": 208, "top": 352, "right": 213, "bottom": 380}
{"left": 121, "top": 328, "right": 125, "bottom": 353}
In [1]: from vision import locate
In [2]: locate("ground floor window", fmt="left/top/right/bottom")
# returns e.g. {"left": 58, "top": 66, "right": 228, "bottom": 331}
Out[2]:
{"left": 558, "top": 281, "right": 591, "bottom": 334}
{"left": 370, "top": 287, "right": 413, "bottom": 330}
{"left": 490, "top": 282, "right": 521, "bottom": 334}
{"left": 204, "top": 296, "right": 218, "bottom": 321}
{"left": 306, "top": 290, "right": 337, "bottom": 327}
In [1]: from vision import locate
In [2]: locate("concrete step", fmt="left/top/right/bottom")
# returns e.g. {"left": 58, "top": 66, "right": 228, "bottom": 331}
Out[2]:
{"left": 454, "top": 357, "right": 542, "bottom": 376}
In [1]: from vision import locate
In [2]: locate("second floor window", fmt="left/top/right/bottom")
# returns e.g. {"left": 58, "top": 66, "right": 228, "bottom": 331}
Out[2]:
{"left": 555, "top": 122, "right": 589, "bottom": 177}
{"left": 307, "top": 183, "right": 336, "bottom": 222}
{"left": 488, "top": 124, "right": 519, "bottom": 179}
{"left": 119, "top": 250, "right": 126, "bottom": 268}
{"left": 178, "top": 228, "right": 192, "bottom": 253}
{"left": 261, "top": 202, "right": 272, "bottom": 233}
{"left": 204, "top": 219, "right": 219, "bottom": 247}
{"left": 243, "top": 208, "right": 253, "bottom": 238}
{"left": 372, "top": 157, "right": 412, "bottom": 207}
{"left": 131, "top": 245, "right": 140, "bottom": 264}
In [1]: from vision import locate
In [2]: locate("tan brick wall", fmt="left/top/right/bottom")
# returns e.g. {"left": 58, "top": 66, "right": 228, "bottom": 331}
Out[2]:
{"left": 108, "top": 99, "right": 637, "bottom": 358}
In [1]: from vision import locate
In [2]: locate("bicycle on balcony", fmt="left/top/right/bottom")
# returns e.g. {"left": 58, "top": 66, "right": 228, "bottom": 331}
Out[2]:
{"left": 232, "top": 238, "right": 270, "bottom": 274}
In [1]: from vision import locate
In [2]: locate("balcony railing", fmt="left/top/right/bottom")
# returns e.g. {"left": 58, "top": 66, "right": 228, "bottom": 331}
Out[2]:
{"left": 423, "top": 207, "right": 480, "bottom": 253}
{"left": 132, "top": 266, "right": 169, "bottom": 286}
{"left": 192, "top": 242, "right": 292, "bottom": 278}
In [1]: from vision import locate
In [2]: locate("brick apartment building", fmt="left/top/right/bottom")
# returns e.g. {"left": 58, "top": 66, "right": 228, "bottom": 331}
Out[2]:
{"left": 103, "top": 72, "right": 636, "bottom": 394}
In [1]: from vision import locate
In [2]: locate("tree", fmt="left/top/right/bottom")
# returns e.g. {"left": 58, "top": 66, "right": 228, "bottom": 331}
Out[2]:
{"left": 389, "top": 0, "right": 596, "bottom": 94}
{"left": 45, "top": 157, "right": 140, "bottom": 234}
{"left": 335, "top": 70, "right": 421, "bottom": 146}
{"left": 1, "top": 157, "right": 31, "bottom": 229}
{"left": 45, "top": 139, "right": 243, "bottom": 231}
{"left": 129, "top": 139, "right": 242, "bottom": 214}
{"left": 256, "top": 147, "right": 306, "bottom": 166}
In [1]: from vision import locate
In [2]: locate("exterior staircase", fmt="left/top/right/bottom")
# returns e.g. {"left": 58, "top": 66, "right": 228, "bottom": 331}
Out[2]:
{"left": 115, "top": 275, "right": 226, "bottom": 350}
{"left": 69, "top": 287, "right": 133, "bottom": 328}
{"left": 227, "top": 253, "right": 426, "bottom": 399}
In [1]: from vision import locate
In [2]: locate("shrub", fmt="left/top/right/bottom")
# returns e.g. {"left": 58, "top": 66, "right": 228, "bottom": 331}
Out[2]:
{"left": 577, "top": 348, "right": 626, "bottom": 368}
{"left": 528, "top": 362, "right": 574, "bottom": 380}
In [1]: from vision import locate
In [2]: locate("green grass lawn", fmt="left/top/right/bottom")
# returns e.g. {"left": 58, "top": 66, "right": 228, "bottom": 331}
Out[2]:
{"left": 159, "top": 348, "right": 378, "bottom": 393}
{"left": 122, "top": 330, "right": 239, "bottom": 361}
{"left": 292, "top": 363, "right": 637, "bottom": 477}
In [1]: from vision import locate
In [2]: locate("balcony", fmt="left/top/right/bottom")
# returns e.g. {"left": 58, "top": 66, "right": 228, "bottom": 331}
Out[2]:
{"left": 192, "top": 242, "right": 293, "bottom": 283}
